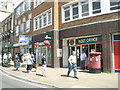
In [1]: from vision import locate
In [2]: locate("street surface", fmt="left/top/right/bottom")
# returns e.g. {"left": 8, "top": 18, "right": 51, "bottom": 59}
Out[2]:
{"left": 0, "top": 71, "right": 61, "bottom": 90}
{"left": 0, "top": 71, "right": 41, "bottom": 88}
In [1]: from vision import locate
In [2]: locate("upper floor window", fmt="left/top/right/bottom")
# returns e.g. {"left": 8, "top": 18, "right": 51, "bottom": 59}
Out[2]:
{"left": 26, "top": 20, "right": 31, "bottom": 33}
{"left": 43, "top": 14, "right": 47, "bottom": 26}
{"left": 16, "top": 26, "right": 19, "bottom": 36}
{"left": 34, "top": 8, "right": 52, "bottom": 31}
{"left": 110, "top": 0, "right": 120, "bottom": 10}
{"left": 39, "top": 16, "right": 42, "bottom": 28}
{"left": 48, "top": 11, "right": 52, "bottom": 25}
{"left": 64, "top": 6, "right": 70, "bottom": 21}
{"left": 81, "top": 1, "right": 89, "bottom": 17}
{"left": 92, "top": 0, "right": 101, "bottom": 14}
{"left": 34, "top": 0, "right": 45, "bottom": 8}
{"left": 72, "top": 3, "right": 79, "bottom": 19}
{"left": 35, "top": 18, "right": 38, "bottom": 29}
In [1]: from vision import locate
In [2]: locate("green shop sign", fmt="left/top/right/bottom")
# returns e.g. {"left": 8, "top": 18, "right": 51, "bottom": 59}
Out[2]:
{"left": 76, "top": 36, "right": 102, "bottom": 44}
{"left": 35, "top": 41, "right": 51, "bottom": 47}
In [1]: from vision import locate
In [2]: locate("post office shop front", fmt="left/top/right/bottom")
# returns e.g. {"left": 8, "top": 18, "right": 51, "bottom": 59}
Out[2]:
{"left": 62, "top": 36, "right": 102, "bottom": 69}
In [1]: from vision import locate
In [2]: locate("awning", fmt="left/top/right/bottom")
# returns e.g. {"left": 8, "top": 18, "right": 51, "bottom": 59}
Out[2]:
{"left": 13, "top": 41, "right": 32, "bottom": 47}
{"left": 2, "top": 43, "right": 12, "bottom": 48}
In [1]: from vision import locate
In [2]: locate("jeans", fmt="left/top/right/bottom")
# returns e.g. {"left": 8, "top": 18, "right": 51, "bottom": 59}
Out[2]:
{"left": 67, "top": 64, "right": 77, "bottom": 77}
{"left": 80, "top": 60, "right": 85, "bottom": 70}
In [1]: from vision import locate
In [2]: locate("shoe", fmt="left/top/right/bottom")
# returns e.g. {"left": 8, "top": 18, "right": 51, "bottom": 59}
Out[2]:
{"left": 74, "top": 77, "right": 79, "bottom": 79}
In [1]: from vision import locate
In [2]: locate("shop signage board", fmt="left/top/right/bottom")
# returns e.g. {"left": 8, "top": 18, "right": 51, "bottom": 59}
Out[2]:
{"left": 19, "top": 35, "right": 28, "bottom": 42}
{"left": 35, "top": 41, "right": 51, "bottom": 47}
{"left": 76, "top": 36, "right": 102, "bottom": 44}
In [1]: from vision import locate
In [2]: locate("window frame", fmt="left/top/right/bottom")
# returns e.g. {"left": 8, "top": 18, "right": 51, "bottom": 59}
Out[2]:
{"left": 110, "top": 0, "right": 120, "bottom": 11}
{"left": 63, "top": 6, "right": 70, "bottom": 21}
{"left": 92, "top": 0, "right": 101, "bottom": 14}
{"left": 81, "top": 1, "right": 89, "bottom": 17}
{"left": 34, "top": 8, "right": 52, "bottom": 31}
{"left": 43, "top": 13, "right": 47, "bottom": 26}
{"left": 72, "top": 3, "right": 79, "bottom": 19}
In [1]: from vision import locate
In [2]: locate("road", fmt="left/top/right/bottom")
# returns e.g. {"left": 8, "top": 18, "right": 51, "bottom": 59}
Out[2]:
{"left": 0, "top": 71, "right": 61, "bottom": 89}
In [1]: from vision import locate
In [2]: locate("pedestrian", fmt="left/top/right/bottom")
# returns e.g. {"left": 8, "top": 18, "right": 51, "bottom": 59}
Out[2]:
{"left": 8, "top": 52, "right": 12, "bottom": 63}
{"left": 21, "top": 54, "right": 27, "bottom": 67}
{"left": 41, "top": 54, "right": 46, "bottom": 77}
{"left": 80, "top": 50, "right": 87, "bottom": 70}
{"left": 67, "top": 51, "right": 78, "bottom": 79}
{"left": 14, "top": 52, "right": 20, "bottom": 70}
{"left": 3, "top": 53, "right": 7, "bottom": 64}
{"left": 26, "top": 53, "right": 33, "bottom": 73}
{"left": 31, "top": 52, "right": 38, "bottom": 72}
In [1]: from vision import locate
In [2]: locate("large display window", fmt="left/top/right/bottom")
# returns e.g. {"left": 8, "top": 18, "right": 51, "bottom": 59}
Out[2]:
{"left": 35, "top": 42, "right": 52, "bottom": 66}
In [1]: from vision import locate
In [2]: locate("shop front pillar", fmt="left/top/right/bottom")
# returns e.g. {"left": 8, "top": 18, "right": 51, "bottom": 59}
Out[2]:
{"left": 52, "top": 30, "right": 60, "bottom": 68}
{"left": 102, "top": 34, "right": 113, "bottom": 72}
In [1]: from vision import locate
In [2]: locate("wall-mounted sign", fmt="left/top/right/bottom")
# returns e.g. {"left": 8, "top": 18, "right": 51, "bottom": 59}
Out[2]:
{"left": 19, "top": 35, "right": 28, "bottom": 42}
{"left": 35, "top": 41, "right": 51, "bottom": 47}
{"left": 68, "top": 39, "right": 75, "bottom": 46}
{"left": 57, "top": 49, "right": 62, "bottom": 57}
{"left": 76, "top": 36, "right": 102, "bottom": 44}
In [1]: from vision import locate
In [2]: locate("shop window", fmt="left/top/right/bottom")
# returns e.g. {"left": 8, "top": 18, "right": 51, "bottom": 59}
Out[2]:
{"left": 92, "top": 0, "right": 101, "bottom": 14}
{"left": 89, "top": 44, "right": 95, "bottom": 52}
{"left": 81, "top": 1, "right": 89, "bottom": 17}
{"left": 72, "top": 3, "right": 79, "bottom": 19}
{"left": 96, "top": 44, "right": 102, "bottom": 52}
{"left": 110, "top": 0, "right": 120, "bottom": 10}
{"left": 64, "top": 6, "right": 70, "bottom": 21}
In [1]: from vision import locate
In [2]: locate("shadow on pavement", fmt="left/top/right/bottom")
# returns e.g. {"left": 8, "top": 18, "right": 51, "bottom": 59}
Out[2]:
{"left": 61, "top": 74, "right": 79, "bottom": 79}
{"left": 36, "top": 74, "right": 46, "bottom": 77}
{"left": 22, "top": 71, "right": 28, "bottom": 73}
{"left": 12, "top": 69, "right": 20, "bottom": 71}
{"left": 78, "top": 70, "right": 89, "bottom": 73}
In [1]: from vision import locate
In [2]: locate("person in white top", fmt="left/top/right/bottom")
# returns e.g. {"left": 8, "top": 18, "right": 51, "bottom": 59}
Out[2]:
{"left": 3, "top": 53, "right": 7, "bottom": 64}
{"left": 80, "top": 50, "right": 87, "bottom": 70}
{"left": 67, "top": 51, "right": 78, "bottom": 79}
{"left": 8, "top": 52, "right": 12, "bottom": 63}
{"left": 26, "top": 53, "right": 33, "bottom": 73}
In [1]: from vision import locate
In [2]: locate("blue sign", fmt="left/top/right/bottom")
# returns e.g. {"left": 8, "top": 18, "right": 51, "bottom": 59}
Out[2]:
{"left": 19, "top": 35, "right": 28, "bottom": 42}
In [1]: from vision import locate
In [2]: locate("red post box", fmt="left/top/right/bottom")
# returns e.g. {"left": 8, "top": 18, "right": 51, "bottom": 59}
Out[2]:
{"left": 88, "top": 52, "right": 101, "bottom": 73}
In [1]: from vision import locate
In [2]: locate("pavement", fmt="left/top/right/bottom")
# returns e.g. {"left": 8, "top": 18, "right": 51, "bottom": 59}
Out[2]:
{"left": 0, "top": 62, "right": 119, "bottom": 88}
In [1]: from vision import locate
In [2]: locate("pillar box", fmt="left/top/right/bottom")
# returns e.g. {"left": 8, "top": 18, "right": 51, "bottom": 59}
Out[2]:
{"left": 88, "top": 52, "right": 101, "bottom": 73}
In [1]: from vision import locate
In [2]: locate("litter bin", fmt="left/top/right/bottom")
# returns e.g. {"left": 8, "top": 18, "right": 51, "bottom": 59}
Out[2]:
{"left": 88, "top": 52, "right": 101, "bottom": 73}
{"left": 14, "top": 60, "right": 20, "bottom": 70}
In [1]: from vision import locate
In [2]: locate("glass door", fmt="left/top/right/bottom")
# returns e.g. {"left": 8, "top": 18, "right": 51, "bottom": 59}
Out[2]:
{"left": 47, "top": 46, "right": 52, "bottom": 66}
{"left": 76, "top": 46, "right": 81, "bottom": 66}
{"left": 82, "top": 45, "right": 89, "bottom": 69}
{"left": 69, "top": 46, "right": 76, "bottom": 56}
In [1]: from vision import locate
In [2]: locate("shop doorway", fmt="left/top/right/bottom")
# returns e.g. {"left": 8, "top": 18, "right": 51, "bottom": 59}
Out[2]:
{"left": 36, "top": 46, "right": 52, "bottom": 66}
{"left": 76, "top": 45, "right": 88, "bottom": 68}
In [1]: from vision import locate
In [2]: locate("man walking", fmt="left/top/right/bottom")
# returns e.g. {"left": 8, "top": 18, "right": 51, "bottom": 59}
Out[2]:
{"left": 67, "top": 51, "right": 78, "bottom": 79}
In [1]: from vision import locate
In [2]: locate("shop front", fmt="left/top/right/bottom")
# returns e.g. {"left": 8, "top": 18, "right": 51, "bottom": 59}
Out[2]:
{"left": 34, "top": 41, "right": 52, "bottom": 66}
{"left": 62, "top": 36, "right": 102, "bottom": 69}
